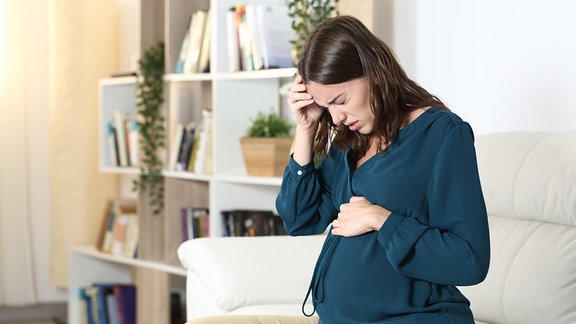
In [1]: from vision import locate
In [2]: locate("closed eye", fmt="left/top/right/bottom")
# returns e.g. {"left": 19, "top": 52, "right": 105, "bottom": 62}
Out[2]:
{"left": 319, "top": 94, "right": 345, "bottom": 110}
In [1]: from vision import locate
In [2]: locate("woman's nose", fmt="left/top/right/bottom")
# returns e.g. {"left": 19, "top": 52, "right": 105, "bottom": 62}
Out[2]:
{"left": 330, "top": 110, "right": 346, "bottom": 125}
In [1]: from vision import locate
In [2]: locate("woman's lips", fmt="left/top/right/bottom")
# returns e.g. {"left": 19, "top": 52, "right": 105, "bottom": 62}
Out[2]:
{"left": 347, "top": 121, "right": 359, "bottom": 131}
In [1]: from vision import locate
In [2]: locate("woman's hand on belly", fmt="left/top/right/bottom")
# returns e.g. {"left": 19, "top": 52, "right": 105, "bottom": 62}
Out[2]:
{"left": 331, "top": 196, "right": 391, "bottom": 237}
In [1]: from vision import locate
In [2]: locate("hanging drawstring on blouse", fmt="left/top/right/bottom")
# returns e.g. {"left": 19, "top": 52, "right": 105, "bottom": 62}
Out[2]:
{"left": 302, "top": 234, "right": 341, "bottom": 317}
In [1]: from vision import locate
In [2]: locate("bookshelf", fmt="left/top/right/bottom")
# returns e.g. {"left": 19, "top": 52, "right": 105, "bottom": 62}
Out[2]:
{"left": 69, "top": 0, "right": 296, "bottom": 323}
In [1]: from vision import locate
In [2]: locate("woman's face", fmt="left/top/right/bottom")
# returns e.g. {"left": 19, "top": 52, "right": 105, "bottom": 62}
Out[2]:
{"left": 306, "top": 77, "right": 374, "bottom": 134}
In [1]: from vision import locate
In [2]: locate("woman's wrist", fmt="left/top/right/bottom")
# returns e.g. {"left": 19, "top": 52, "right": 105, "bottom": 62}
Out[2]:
{"left": 371, "top": 205, "right": 391, "bottom": 231}
{"left": 295, "top": 123, "right": 319, "bottom": 137}
{"left": 292, "top": 125, "right": 318, "bottom": 165}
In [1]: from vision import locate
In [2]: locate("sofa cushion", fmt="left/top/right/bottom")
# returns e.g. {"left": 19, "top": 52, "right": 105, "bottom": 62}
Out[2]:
{"left": 460, "top": 216, "right": 576, "bottom": 324}
{"left": 475, "top": 132, "right": 576, "bottom": 226}
{"left": 177, "top": 235, "right": 324, "bottom": 314}
{"left": 461, "top": 131, "right": 576, "bottom": 324}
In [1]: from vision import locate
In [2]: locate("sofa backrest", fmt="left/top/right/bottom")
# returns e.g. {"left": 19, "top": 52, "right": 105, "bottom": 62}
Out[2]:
{"left": 460, "top": 132, "right": 576, "bottom": 324}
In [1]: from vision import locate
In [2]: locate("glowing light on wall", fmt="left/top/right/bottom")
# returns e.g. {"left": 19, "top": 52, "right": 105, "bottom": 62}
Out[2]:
{"left": 0, "top": 0, "right": 5, "bottom": 87}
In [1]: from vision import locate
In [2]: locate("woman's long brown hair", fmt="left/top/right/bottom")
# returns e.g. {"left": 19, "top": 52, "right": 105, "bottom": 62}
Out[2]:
{"left": 298, "top": 15, "right": 448, "bottom": 163}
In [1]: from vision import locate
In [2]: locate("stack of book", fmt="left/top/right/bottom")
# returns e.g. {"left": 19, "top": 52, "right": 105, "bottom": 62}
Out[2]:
{"left": 167, "top": 108, "right": 213, "bottom": 174}
{"left": 180, "top": 207, "right": 210, "bottom": 241}
{"left": 226, "top": 3, "right": 295, "bottom": 72}
{"left": 78, "top": 284, "right": 186, "bottom": 324}
{"left": 78, "top": 283, "right": 136, "bottom": 324}
{"left": 106, "top": 110, "right": 139, "bottom": 168}
{"left": 222, "top": 209, "right": 287, "bottom": 237}
{"left": 98, "top": 199, "right": 139, "bottom": 259}
{"left": 175, "top": 9, "right": 212, "bottom": 74}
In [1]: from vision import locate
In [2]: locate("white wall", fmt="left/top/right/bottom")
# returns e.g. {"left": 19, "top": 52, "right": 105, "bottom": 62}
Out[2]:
{"left": 393, "top": 0, "right": 576, "bottom": 135}
{"left": 115, "top": 0, "right": 140, "bottom": 72}
{"left": 21, "top": 0, "right": 137, "bottom": 303}
{"left": 27, "top": 0, "right": 67, "bottom": 303}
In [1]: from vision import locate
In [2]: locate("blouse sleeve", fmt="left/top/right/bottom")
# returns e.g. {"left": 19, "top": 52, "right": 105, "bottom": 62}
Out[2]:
{"left": 275, "top": 150, "right": 340, "bottom": 236}
{"left": 377, "top": 122, "right": 491, "bottom": 286}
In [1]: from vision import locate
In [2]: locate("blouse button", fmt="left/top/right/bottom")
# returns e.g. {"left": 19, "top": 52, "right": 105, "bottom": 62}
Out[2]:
{"left": 297, "top": 170, "right": 303, "bottom": 176}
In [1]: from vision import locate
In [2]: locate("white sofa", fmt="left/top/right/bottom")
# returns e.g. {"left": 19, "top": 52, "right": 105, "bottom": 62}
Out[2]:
{"left": 178, "top": 131, "right": 576, "bottom": 324}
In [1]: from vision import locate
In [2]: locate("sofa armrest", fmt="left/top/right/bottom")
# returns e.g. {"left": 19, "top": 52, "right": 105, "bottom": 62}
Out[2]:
{"left": 177, "top": 235, "right": 324, "bottom": 314}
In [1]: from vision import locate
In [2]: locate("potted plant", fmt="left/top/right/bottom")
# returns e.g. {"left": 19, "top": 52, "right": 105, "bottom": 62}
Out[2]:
{"left": 240, "top": 111, "right": 293, "bottom": 177}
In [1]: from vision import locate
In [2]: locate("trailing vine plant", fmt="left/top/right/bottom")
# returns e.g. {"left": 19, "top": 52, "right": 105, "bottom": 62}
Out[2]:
{"left": 134, "top": 42, "right": 165, "bottom": 215}
{"left": 287, "top": 0, "right": 340, "bottom": 64}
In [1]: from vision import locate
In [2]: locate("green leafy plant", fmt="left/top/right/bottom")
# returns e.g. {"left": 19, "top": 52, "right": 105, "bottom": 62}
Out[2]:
{"left": 246, "top": 111, "right": 292, "bottom": 138}
{"left": 288, "top": 0, "right": 340, "bottom": 64}
{"left": 134, "top": 42, "right": 165, "bottom": 215}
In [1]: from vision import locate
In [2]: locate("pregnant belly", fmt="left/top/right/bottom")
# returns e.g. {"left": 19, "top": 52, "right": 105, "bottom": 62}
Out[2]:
{"left": 318, "top": 232, "right": 433, "bottom": 320}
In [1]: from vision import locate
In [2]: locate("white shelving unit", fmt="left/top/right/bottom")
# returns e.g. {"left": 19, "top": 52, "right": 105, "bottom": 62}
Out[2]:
{"left": 70, "top": 1, "right": 296, "bottom": 323}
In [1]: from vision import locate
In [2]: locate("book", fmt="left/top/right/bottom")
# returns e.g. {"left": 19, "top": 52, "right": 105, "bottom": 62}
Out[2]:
{"left": 245, "top": 4, "right": 264, "bottom": 70}
{"left": 106, "top": 290, "right": 120, "bottom": 324}
{"left": 106, "top": 122, "right": 119, "bottom": 167}
{"left": 180, "top": 208, "right": 189, "bottom": 241}
{"left": 236, "top": 5, "right": 254, "bottom": 71}
{"left": 79, "top": 287, "right": 96, "bottom": 324}
{"left": 114, "top": 110, "right": 129, "bottom": 167}
{"left": 110, "top": 212, "right": 138, "bottom": 258}
{"left": 101, "top": 199, "right": 138, "bottom": 258}
{"left": 197, "top": 8, "right": 212, "bottom": 73}
{"left": 168, "top": 124, "right": 185, "bottom": 171}
{"left": 175, "top": 15, "right": 192, "bottom": 73}
{"left": 183, "top": 10, "right": 207, "bottom": 74}
{"left": 98, "top": 200, "right": 117, "bottom": 253}
{"left": 180, "top": 207, "right": 210, "bottom": 241}
{"left": 176, "top": 124, "right": 197, "bottom": 171}
{"left": 127, "top": 119, "right": 139, "bottom": 167}
{"left": 170, "top": 289, "right": 186, "bottom": 324}
{"left": 256, "top": 4, "right": 294, "bottom": 69}
{"left": 222, "top": 209, "right": 285, "bottom": 237}
{"left": 111, "top": 214, "right": 130, "bottom": 257}
{"left": 122, "top": 214, "right": 138, "bottom": 258}
{"left": 226, "top": 8, "right": 241, "bottom": 72}
{"left": 95, "top": 284, "right": 115, "bottom": 324}
{"left": 192, "top": 109, "right": 213, "bottom": 174}
{"left": 186, "top": 128, "right": 201, "bottom": 173}
{"left": 114, "top": 284, "right": 136, "bottom": 324}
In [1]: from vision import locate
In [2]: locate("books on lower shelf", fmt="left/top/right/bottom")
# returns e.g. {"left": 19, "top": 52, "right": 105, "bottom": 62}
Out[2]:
{"left": 222, "top": 209, "right": 286, "bottom": 237}
{"left": 78, "top": 283, "right": 185, "bottom": 324}
{"left": 79, "top": 283, "right": 136, "bottom": 324}
{"left": 98, "top": 199, "right": 139, "bottom": 258}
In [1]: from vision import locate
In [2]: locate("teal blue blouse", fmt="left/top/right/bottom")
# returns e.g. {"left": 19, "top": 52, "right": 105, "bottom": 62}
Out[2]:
{"left": 276, "top": 108, "right": 490, "bottom": 323}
